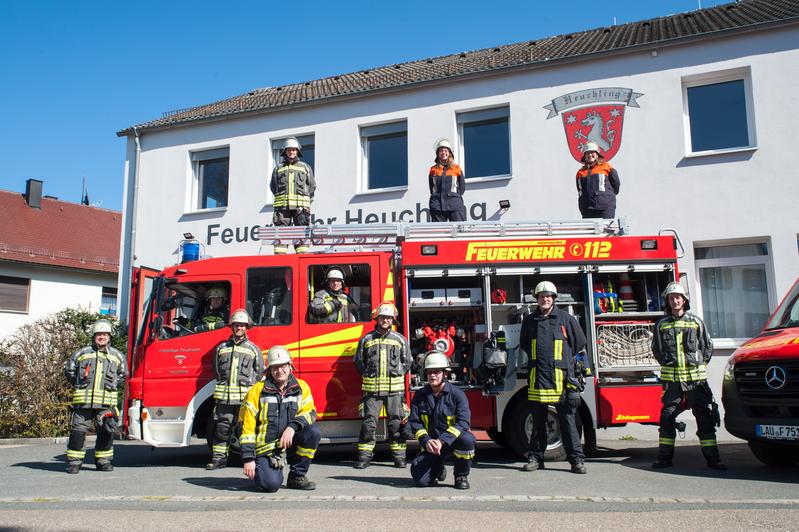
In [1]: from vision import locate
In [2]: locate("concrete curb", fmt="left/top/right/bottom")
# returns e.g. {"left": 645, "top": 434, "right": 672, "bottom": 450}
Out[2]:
{"left": 0, "top": 436, "right": 95, "bottom": 446}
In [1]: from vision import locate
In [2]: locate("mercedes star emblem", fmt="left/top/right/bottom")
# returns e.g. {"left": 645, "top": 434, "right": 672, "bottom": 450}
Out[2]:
{"left": 765, "top": 366, "right": 787, "bottom": 390}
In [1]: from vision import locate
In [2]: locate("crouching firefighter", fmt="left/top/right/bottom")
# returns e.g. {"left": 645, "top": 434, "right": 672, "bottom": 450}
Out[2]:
{"left": 63, "top": 320, "right": 127, "bottom": 474}
{"left": 408, "top": 352, "right": 475, "bottom": 490}
{"left": 207, "top": 309, "right": 264, "bottom": 470}
{"left": 240, "top": 345, "right": 321, "bottom": 492}
{"left": 270, "top": 136, "right": 315, "bottom": 254}
{"left": 520, "top": 281, "right": 588, "bottom": 474}
{"left": 354, "top": 302, "right": 412, "bottom": 469}
{"left": 652, "top": 282, "right": 726, "bottom": 471}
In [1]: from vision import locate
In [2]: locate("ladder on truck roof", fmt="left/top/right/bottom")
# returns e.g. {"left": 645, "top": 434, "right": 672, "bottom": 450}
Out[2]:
{"left": 257, "top": 218, "right": 628, "bottom": 251}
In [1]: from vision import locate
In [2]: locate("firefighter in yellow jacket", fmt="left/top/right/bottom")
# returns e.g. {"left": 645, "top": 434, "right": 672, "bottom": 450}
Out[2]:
{"left": 63, "top": 320, "right": 127, "bottom": 474}
{"left": 270, "top": 137, "right": 315, "bottom": 254}
{"left": 240, "top": 345, "right": 321, "bottom": 492}
{"left": 651, "top": 282, "right": 726, "bottom": 470}
{"left": 206, "top": 309, "right": 264, "bottom": 470}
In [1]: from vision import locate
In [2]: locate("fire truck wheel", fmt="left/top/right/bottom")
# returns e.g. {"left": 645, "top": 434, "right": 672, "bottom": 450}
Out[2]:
{"left": 486, "top": 428, "right": 508, "bottom": 448}
{"left": 748, "top": 440, "right": 799, "bottom": 466}
{"left": 504, "top": 399, "right": 583, "bottom": 462}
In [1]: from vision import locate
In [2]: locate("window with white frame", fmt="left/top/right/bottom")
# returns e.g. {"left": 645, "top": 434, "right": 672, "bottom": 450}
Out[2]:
{"left": 360, "top": 121, "right": 407, "bottom": 191}
{"left": 457, "top": 107, "right": 510, "bottom": 179}
{"left": 683, "top": 68, "right": 756, "bottom": 155}
{"left": 0, "top": 275, "right": 30, "bottom": 313}
{"left": 100, "top": 287, "right": 117, "bottom": 316}
{"left": 695, "top": 242, "right": 772, "bottom": 339}
{"left": 268, "top": 135, "right": 315, "bottom": 204}
{"left": 191, "top": 147, "right": 229, "bottom": 210}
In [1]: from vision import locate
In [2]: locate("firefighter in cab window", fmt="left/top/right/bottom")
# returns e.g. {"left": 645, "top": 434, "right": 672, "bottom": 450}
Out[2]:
{"left": 408, "top": 352, "right": 475, "bottom": 490}
{"left": 519, "top": 281, "right": 588, "bottom": 474}
{"left": 309, "top": 267, "right": 358, "bottom": 323}
{"left": 651, "top": 282, "right": 726, "bottom": 471}
{"left": 428, "top": 139, "right": 466, "bottom": 222}
{"left": 240, "top": 345, "right": 321, "bottom": 492}
{"left": 63, "top": 320, "right": 128, "bottom": 474}
{"left": 353, "top": 302, "right": 412, "bottom": 469}
{"left": 206, "top": 309, "right": 264, "bottom": 471}
{"left": 270, "top": 136, "right": 315, "bottom": 254}
{"left": 575, "top": 142, "right": 620, "bottom": 219}
{"left": 176, "top": 285, "right": 229, "bottom": 333}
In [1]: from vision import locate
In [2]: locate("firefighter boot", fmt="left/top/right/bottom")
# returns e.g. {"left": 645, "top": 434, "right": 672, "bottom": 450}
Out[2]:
{"left": 354, "top": 452, "right": 372, "bottom": 469}
{"left": 454, "top": 476, "right": 470, "bottom": 490}
{"left": 393, "top": 453, "right": 407, "bottom": 468}
{"left": 701, "top": 442, "right": 727, "bottom": 470}
{"left": 571, "top": 461, "right": 587, "bottom": 474}
{"left": 652, "top": 444, "right": 674, "bottom": 469}
{"left": 96, "top": 462, "right": 114, "bottom": 472}
{"left": 206, "top": 458, "right": 227, "bottom": 471}
{"left": 286, "top": 474, "right": 316, "bottom": 490}
{"left": 66, "top": 463, "right": 81, "bottom": 474}
{"left": 522, "top": 459, "right": 544, "bottom": 472}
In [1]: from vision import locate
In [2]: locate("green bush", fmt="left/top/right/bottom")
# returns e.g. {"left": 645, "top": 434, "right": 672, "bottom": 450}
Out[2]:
{"left": 0, "top": 309, "right": 127, "bottom": 438}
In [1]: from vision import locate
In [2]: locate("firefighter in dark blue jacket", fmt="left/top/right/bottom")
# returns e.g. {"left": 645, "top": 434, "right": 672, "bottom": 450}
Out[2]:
{"left": 519, "top": 281, "right": 588, "bottom": 474}
{"left": 408, "top": 352, "right": 475, "bottom": 490}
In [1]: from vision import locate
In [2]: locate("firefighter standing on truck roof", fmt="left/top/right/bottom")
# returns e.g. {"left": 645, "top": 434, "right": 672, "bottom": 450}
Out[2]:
{"left": 309, "top": 267, "right": 358, "bottom": 323}
{"left": 651, "top": 282, "right": 726, "bottom": 470}
{"left": 428, "top": 139, "right": 466, "bottom": 222}
{"left": 353, "top": 302, "right": 412, "bottom": 469}
{"left": 270, "top": 137, "right": 315, "bottom": 254}
{"left": 519, "top": 281, "right": 588, "bottom": 474}
{"left": 408, "top": 352, "right": 475, "bottom": 489}
{"left": 206, "top": 309, "right": 264, "bottom": 470}
{"left": 240, "top": 345, "right": 321, "bottom": 492}
{"left": 575, "top": 142, "right": 620, "bottom": 219}
{"left": 63, "top": 320, "right": 127, "bottom": 474}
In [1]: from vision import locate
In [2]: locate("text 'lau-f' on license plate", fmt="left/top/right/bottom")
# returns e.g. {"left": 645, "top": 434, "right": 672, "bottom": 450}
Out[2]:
{"left": 756, "top": 424, "right": 799, "bottom": 440}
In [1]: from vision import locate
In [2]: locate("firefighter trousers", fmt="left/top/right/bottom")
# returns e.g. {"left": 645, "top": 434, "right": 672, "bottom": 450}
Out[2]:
{"left": 209, "top": 403, "right": 240, "bottom": 461}
{"left": 254, "top": 423, "right": 321, "bottom": 493}
{"left": 411, "top": 431, "right": 476, "bottom": 486}
{"left": 430, "top": 209, "right": 466, "bottom": 222}
{"left": 66, "top": 407, "right": 116, "bottom": 465}
{"left": 657, "top": 381, "right": 720, "bottom": 463}
{"left": 528, "top": 398, "right": 584, "bottom": 465}
{"left": 273, "top": 208, "right": 310, "bottom": 254}
{"left": 357, "top": 394, "right": 406, "bottom": 457}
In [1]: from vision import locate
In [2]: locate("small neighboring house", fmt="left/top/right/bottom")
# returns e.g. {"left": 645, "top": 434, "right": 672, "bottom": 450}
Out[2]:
{"left": 0, "top": 179, "right": 121, "bottom": 340}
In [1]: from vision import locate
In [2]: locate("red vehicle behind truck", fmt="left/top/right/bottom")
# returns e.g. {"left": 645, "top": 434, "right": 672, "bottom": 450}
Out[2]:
{"left": 722, "top": 277, "right": 799, "bottom": 466}
{"left": 124, "top": 220, "right": 682, "bottom": 459}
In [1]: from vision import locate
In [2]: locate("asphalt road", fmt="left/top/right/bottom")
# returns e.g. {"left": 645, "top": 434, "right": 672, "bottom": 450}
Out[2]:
{"left": 1, "top": 438, "right": 797, "bottom": 531}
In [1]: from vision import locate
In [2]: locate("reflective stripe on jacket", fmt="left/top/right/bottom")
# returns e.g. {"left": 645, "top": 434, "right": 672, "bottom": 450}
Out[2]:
{"left": 64, "top": 344, "right": 128, "bottom": 408}
{"left": 213, "top": 336, "right": 264, "bottom": 404}
{"left": 428, "top": 163, "right": 465, "bottom": 212}
{"left": 408, "top": 381, "right": 471, "bottom": 447}
{"left": 652, "top": 312, "right": 713, "bottom": 383}
{"left": 239, "top": 375, "right": 317, "bottom": 460}
{"left": 576, "top": 162, "right": 620, "bottom": 211}
{"left": 519, "top": 307, "right": 587, "bottom": 404}
{"left": 270, "top": 160, "right": 315, "bottom": 209}
{"left": 354, "top": 326, "right": 411, "bottom": 395}
{"left": 309, "top": 288, "right": 358, "bottom": 323}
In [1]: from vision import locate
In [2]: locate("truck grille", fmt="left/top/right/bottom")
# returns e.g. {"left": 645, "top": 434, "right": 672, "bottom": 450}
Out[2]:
{"left": 734, "top": 360, "right": 799, "bottom": 400}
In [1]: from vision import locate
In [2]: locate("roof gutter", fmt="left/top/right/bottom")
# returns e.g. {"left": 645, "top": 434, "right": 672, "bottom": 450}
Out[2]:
{"left": 117, "top": 15, "right": 799, "bottom": 137}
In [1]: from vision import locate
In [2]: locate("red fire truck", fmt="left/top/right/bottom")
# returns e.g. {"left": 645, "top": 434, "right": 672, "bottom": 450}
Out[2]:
{"left": 125, "top": 220, "right": 682, "bottom": 459}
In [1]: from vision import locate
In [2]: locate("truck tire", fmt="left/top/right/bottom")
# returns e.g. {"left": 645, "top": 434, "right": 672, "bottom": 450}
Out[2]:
{"left": 505, "top": 398, "right": 580, "bottom": 462}
{"left": 486, "top": 427, "right": 508, "bottom": 448}
{"left": 748, "top": 440, "right": 799, "bottom": 466}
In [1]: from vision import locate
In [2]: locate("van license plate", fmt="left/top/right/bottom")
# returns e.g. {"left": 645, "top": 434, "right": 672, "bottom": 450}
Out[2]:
{"left": 756, "top": 425, "right": 799, "bottom": 440}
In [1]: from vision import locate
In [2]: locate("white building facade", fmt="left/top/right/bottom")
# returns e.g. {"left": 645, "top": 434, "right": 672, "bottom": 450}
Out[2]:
{"left": 118, "top": 3, "right": 798, "bottom": 367}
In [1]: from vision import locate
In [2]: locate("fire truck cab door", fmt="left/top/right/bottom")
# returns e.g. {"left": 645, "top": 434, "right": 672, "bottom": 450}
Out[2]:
{"left": 299, "top": 255, "right": 384, "bottom": 420}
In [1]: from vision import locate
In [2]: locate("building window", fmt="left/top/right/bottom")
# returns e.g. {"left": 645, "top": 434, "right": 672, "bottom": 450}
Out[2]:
{"left": 247, "top": 267, "right": 292, "bottom": 326}
{"left": 360, "top": 121, "right": 407, "bottom": 191}
{"left": 0, "top": 275, "right": 30, "bottom": 313}
{"left": 191, "top": 147, "right": 229, "bottom": 210}
{"left": 100, "top": 287, "right": 117, "bottom": 316}
{"left": 683, "top": 69, "right": 755, "bottom": 154}
{"left": 457, "top": 107, "right": 510, "bottom": 179}
{"left": 696, "top": 242, "right": 772, "bottom": 339}
{"left": 269, "top": 135, "right": 315, "bottom": 204}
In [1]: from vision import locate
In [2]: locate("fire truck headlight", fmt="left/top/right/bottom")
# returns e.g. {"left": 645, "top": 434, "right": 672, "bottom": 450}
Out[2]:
{"left": 421, "top": 245, "right": 438, "bottom": 256}
{"left": 640, "top": 239, "right": 658, "bottom": 250}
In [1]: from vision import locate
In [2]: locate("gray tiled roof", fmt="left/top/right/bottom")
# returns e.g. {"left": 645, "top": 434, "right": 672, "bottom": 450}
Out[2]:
{"left": 118, "top": 0, "right": 799, "bottom": 136}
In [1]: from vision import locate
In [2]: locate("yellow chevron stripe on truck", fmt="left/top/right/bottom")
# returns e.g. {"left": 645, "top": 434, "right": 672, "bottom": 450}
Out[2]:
{"left": 273, "top": 324, "right": 365, "bottom": 359}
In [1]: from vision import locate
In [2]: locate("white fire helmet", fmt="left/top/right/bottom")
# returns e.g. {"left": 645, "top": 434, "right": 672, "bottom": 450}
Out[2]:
{"left": 91, "top": 320, "right": 114, "bottom": 337}
{"left": 229, "top": 308, "right": 252, "bottom": 327}
{"left": 266, "top": 345, "right": 293, "bottom": 368}
{"left": 534, "top": 281, "right": 558, "bottom": 298}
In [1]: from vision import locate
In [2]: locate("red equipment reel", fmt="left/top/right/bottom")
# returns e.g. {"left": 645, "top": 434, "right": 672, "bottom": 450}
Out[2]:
{"left": 491, "top": 288, "right": 507, "bottom": 304}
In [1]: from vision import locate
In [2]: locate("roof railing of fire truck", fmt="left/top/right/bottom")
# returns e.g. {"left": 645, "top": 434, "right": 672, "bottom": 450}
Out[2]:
{"left": 257, "top": 218, "right": 627, "bottom": 249}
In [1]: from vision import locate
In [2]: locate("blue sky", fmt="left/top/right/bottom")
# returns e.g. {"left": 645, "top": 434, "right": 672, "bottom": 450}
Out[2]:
{"left": 0, "top": 1, "right": 726, "bottom": 211}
